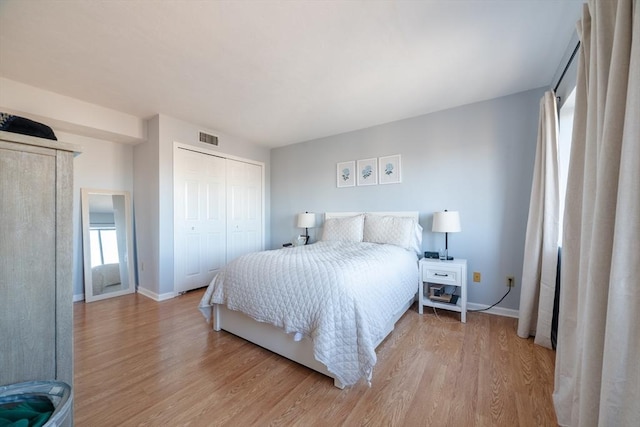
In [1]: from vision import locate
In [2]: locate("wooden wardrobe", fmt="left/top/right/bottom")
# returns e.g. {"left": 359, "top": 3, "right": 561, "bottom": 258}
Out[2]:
{"left": 0, "top": 130, "right": 79, "bottom": 388}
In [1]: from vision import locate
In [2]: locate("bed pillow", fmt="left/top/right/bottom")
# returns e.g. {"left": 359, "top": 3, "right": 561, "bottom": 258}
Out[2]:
{"left": 363, "top": 215, "right": 417, "bottom": 251}
{"left": 320, "top": 214, "right": 365, "bottom": 242}
{"left": 411, "top": 222, "right": 423, "bottom": 254}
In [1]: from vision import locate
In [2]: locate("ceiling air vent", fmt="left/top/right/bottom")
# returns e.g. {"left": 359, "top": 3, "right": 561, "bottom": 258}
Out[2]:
{"left": 199, "top": 131, "right": 219, "bottom": 146}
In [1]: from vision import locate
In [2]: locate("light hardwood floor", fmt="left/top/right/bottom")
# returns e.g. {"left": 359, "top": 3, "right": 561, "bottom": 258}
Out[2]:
{"left": 74, "top": 290, "right": 558, "bottom": 426}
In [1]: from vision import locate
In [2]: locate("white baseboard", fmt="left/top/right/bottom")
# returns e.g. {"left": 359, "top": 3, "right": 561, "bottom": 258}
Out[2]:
{"left": 73, "top": 293, "right": 85, "bottom": 302}
{"left": 136, "top": 286, "right": 177, "bottom": 301}
{"left": 467, "top": 303, "right": 519, "bottom": 318}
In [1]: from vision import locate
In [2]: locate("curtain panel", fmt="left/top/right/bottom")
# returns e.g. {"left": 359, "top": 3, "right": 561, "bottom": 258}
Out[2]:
{"left": 517, "top": 91, "right": 560, "bottom": 349}
{"left": 553, "top": 0, "right": 640, "bottom": 425}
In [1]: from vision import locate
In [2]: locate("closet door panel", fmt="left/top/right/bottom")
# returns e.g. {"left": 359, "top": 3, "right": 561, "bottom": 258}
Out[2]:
{"left": 204, "top": 231, "right": 225, "bottom": 272}
{"left": 174, "top": 148, "right": 226, "bottom": 292}
{"left": 244, "top": 162, "right": 262, "bottom": 252}
{"left": 184, "top": 179, "right": 201, "bottom": 221}
{"left": 184, "top": 234, "right": 201, "bottom": 276}
{"left": 238, "top": 162, "right": 262, "bottom": 255}
{"left": 226, "top": 160, "right": 262, "bottom": 263}
{"left": 206, "top": 182, "right": 224, "bottom": 221}
{"left": 203, "top": 158, "right": 226, "bottom": 276}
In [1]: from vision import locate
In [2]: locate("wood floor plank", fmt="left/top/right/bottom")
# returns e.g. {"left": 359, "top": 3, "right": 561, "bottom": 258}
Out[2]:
{"left": 74, "top": 289, "right": 559, "bottom": 426}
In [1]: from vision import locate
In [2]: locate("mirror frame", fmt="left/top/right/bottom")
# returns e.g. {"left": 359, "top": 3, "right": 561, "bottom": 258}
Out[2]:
{"left": 81, "top": 188, "right": 136, "bottom": 302}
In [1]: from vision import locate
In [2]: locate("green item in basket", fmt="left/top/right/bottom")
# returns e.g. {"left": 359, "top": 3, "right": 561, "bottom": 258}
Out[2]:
{"left": 0, "top": 395, "right": 54, "bottom": 427}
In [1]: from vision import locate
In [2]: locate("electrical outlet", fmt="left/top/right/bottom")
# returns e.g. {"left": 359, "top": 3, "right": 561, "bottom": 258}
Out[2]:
{"left": 506, "top": 276, "right": 515, "bottom": 287}
{"left": 473, "top": 272, "right": 481, "bottom": 282}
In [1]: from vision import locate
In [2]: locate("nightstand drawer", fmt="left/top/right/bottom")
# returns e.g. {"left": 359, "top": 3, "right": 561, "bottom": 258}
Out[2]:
{"left": 422, "top": 265, "right": 461, "bottom": 286}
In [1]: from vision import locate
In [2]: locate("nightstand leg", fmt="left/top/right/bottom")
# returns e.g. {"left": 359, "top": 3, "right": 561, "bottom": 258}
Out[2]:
{"left": 418, "top": 280, "right": 424, "bottom": 314}
{"left": 461, "top": 278, "right": 467, "bottom": 323}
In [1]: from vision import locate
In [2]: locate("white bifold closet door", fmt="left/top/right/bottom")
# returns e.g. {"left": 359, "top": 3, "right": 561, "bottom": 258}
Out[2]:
{"left": 174, "top": 147, "right": 262, "bottom": 293}
{"left": 226, "top": 158, "right": 263, "bottom": 262}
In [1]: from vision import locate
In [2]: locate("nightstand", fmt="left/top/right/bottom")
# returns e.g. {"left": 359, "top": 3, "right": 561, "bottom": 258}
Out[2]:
{"left": 418, "top": 258, "right": 467, "bottom": 323}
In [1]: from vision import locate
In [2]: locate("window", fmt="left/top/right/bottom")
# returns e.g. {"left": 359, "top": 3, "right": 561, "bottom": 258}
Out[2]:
{"left": 558, "top": 87, "right": 576, "bottom": 245}
{"left": 89, "top": 227, "right": 119, "bottom": 267}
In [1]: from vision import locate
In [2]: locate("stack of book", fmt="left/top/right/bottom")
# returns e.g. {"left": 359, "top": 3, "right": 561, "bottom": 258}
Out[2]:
{"left": 428, "top": 284, "right": 459, "bottom": 304}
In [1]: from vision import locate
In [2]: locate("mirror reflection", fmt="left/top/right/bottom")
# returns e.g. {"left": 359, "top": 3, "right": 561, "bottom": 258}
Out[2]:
{"left": 81, "top": 188, "right": 135, "bottom": 302}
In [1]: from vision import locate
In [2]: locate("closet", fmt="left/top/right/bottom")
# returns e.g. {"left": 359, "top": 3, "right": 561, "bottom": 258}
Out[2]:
{"left": 0, "top": 130, "right": 78, "bottom": 388}
{"left": 173, "top": 145, "right": 263, "bottom": 293}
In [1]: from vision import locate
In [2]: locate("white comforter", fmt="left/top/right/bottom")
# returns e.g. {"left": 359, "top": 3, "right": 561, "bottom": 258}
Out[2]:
{"left": 198, "top": 240, "right": 418, "bottom": 386}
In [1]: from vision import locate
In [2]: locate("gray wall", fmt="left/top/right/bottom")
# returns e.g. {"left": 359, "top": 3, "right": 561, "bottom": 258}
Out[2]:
{"left": 270, "top": 88, "right": 545, "bottom": 311}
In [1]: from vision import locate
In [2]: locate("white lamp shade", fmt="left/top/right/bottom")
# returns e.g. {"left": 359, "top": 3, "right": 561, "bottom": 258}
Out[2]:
{"left": 432, "top": 211, "right": 461, "bottom": 233}
{"left": 297, "top": 213, "right": 316, "bottom": 228}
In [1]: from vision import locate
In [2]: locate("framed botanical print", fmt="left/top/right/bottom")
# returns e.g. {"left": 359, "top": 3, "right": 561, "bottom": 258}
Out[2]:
{"left": 379, "top": 154, "right": 401, "bottom": 184}
{"left": 336, "top": 161, "right": 355, "bottom": 187}
{"left": 357, "top": 158, "right": 378, "bottom": 186}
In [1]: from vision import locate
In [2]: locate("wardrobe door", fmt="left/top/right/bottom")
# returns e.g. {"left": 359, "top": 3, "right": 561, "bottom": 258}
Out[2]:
{"left": 226, "top": 159, "right": 263, "bottom": 263}
{"left": 174, "top": 148, "right": 226, "bottom": 293}
{"left": 0, "top": 143, "right": 56, "bottom": 384}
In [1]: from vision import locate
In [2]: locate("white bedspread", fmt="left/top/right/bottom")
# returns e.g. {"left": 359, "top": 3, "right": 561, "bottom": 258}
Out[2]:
{"left": 198, "top": 240, "right": 418, "bottom": 386}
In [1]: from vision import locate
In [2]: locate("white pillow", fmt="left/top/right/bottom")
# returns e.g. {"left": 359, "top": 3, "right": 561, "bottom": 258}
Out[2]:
{"left": 363, "top": 215, "right": 417, "bottom": 250}
{"left": 411, "top": 222, "right": 423, "bottom": 254}
{"left": 321, "top": 214, "right": 365, "bottom": 242}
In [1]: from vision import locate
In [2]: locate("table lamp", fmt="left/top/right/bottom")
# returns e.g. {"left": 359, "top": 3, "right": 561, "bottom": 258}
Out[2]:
{"left": 432, "top": 210, "right": 461, "bottom": 260}
{"left": 297, "top": 212, "right": 316, "bottom": 245}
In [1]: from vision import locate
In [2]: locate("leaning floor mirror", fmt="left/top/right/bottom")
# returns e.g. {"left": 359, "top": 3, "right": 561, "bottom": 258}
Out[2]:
{"left": 81, "top": 188, "right": 136, "bottom": 302}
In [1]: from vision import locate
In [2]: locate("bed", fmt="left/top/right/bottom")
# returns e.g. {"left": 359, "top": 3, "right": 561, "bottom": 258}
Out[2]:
{"left": 198, "top": 211, "right": 421, "bottom": 388}
{"left": 91, "top": 263, "right": 121, "bottom": 295}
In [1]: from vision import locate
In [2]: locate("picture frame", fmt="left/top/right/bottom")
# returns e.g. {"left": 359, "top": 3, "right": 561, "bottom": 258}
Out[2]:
{"left": 379, "top": 154, "right": 401, "bottom": 184}
{"left": 357, "top": 158, "right": 378, "bottom": 186}
{"left": 336, "top": 161, "right": 355, "bottom": 188}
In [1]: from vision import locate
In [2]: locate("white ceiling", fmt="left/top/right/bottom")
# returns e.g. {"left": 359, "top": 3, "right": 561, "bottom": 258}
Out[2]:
{"left": 0, "top": 1, "right": 583, "bottom": 148}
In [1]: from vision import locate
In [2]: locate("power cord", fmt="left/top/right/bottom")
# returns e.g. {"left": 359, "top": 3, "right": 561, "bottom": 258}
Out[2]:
{"left": 468, "top": 286, "right": 511, "bottom": 313}
{"left": 427, "top": 279, "right": 512, "bottom": 318}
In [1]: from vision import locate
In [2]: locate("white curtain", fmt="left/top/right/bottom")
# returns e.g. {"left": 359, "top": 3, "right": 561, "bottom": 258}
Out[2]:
{"left": 553, "top": 1, "right": 640, "bottom": 425}
{"left": 517, "top": 91, "right": 560, "bottom": 349}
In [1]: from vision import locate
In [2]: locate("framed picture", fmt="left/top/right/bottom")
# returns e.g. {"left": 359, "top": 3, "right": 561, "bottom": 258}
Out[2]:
{"left": 336, "top": 161, "right": 355, "bottom": 187}
{"left": 357, "top": 158, "right": 378, "bottom": 186}
{"left": 379, "top": 154, "right": 401, "bottom": 184}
